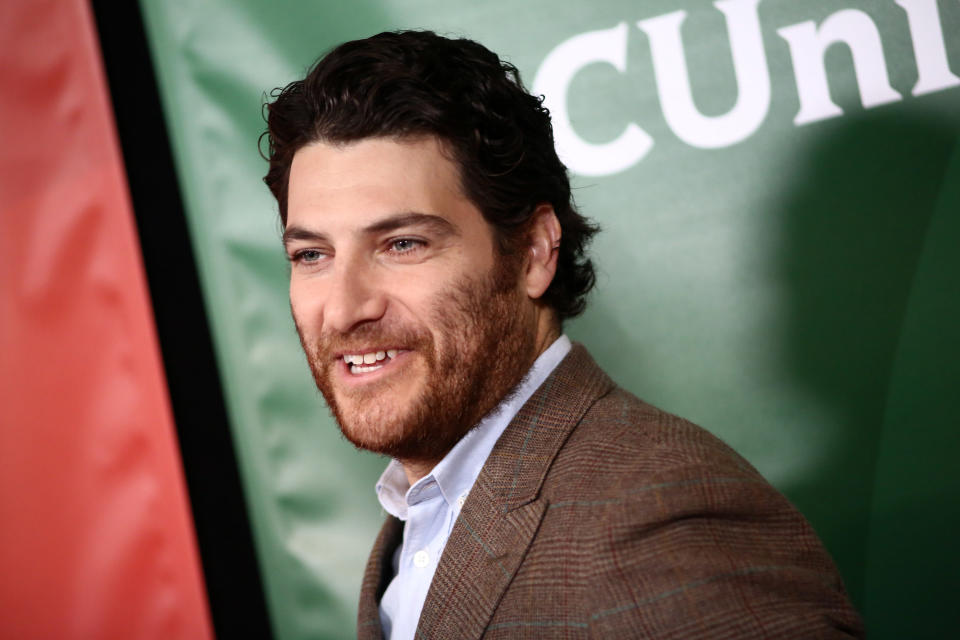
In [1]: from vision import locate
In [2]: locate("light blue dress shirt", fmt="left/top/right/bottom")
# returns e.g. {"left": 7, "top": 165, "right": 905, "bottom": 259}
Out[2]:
{"left": 376, "top": 335, "right": 572, "bottom": 640}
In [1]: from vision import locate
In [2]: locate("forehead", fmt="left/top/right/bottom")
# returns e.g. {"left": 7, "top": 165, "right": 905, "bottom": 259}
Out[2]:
{"left": 286, "top": 136, "right": 482, "bottom": 233}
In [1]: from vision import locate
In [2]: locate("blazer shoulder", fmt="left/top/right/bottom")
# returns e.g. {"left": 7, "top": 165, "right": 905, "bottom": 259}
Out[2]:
{"left": 544, "top": 385, "right": 763, "bottom": 500}
{"left": 526, "top": 386, "right": 863, "bottom": 638}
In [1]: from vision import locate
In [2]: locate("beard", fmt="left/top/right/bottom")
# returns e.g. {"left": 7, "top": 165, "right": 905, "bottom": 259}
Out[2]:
{"left": 296, "top": 262, "right": 538, "bottom": 465}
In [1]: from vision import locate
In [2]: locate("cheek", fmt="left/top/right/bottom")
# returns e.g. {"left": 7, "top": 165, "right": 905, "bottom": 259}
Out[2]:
{"left": 289, "top": 280, "right": 325, "bottom": 329}
{"left": 387, "top": 279, "right": 443, "bottom": 319}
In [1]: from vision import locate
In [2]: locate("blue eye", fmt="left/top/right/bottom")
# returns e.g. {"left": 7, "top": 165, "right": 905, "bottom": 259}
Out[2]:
{"left": 292, "top": 249, "right": 323, "bottom": 263}
{"left": 390, "top": 238, "right": 425, "bottom": 253}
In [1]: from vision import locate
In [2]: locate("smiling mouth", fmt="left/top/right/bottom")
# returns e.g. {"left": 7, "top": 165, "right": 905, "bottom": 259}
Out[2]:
{"left": 341, "top": 349, "right": 404, "bottom": 374}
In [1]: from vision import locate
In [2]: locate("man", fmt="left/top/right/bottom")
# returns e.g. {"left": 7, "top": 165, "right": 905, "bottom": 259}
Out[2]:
{"left": 263, "top": 30, "right": 862, "bottom": 639}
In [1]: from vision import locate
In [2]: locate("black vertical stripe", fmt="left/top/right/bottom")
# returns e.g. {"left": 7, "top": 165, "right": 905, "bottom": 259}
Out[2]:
{"left": 89, "top": 2, "right": 274, "bottom": 637}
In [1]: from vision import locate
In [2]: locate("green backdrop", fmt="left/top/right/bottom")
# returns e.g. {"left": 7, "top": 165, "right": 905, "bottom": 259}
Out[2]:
{"left": 139, "top": 0, "right": 960, "bottom": 637}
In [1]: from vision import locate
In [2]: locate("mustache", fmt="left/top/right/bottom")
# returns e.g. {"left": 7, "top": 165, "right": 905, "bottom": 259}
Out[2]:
{"left": 303, "top": 321, "right": 434, "bottom": 358}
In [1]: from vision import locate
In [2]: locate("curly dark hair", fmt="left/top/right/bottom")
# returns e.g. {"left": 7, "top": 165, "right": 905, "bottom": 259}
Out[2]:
{"left": 262, "top": 30, "right": 598, "bottom": 320}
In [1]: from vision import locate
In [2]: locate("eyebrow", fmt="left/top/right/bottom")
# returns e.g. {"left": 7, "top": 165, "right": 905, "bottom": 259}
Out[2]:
{"left": 282, "top": 212, "right": 458, "bottom": 247}
{"left": 282, "top": 225, "right": 328, "bottom": 247}
{"left": 362, "top": 212, "right": 458, "bottom": 236}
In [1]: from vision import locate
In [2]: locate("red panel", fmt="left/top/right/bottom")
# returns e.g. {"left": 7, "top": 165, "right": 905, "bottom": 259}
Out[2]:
{"left": 0, "top": 1, "right": 214, "bottom": 638}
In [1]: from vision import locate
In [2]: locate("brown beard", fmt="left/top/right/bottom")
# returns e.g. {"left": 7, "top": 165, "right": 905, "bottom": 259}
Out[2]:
{"left": 296, "top": 261, "right": 537, "bottom": 466}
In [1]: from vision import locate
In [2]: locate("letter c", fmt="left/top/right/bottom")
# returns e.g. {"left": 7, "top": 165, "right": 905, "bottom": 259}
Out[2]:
{"left": 533, "top": 22, "right": 653, "bottom": 177}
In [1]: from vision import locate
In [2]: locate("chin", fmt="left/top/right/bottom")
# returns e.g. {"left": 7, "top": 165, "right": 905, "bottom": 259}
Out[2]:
{"left": 336, "top": 399, "right": 415, "bottom": 452}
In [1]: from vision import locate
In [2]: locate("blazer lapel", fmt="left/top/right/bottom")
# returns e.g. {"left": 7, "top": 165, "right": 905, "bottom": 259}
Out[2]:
{"left": 357, "top": 515, "right": 403, "bottom": 640}
{"left": 415, "top": 344, "right": 614, "bottom": 639}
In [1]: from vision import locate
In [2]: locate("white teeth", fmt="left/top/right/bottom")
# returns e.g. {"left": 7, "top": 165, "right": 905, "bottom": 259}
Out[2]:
{"left": 344, "top": 349, "right": 400, "bottom": 372}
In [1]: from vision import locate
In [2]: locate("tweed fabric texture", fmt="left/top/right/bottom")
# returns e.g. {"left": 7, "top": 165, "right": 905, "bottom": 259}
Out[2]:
{"left": 358, "top": 345, "right": 863, "bottom": 639}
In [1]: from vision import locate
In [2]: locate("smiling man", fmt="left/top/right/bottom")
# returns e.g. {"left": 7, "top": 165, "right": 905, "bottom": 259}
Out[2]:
{"left": 263, "top": 30, "right": 861, "bottom": 640}
{"left": 283, "top": 136, "right": 556, "bottom": 477}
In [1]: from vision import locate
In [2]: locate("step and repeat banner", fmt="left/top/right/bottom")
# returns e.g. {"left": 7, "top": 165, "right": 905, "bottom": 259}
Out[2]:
{"left": 138, "top": 1, "right": 959, "bottom": 638}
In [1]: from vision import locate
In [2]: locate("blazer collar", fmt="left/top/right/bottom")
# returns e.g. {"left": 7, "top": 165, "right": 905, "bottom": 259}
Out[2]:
{"left": 415, "top": 343, "right": 615, "bottom": 639}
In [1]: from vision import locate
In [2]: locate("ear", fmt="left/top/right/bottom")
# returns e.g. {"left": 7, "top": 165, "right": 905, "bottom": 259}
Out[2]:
{"left": 524, "top": 203, "right": 561, "bottom": 300}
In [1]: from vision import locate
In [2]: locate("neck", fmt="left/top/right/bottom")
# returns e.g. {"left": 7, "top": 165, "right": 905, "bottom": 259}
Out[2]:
{"left": 401, "top": 460, "right": 435, "bottom": 486}
{"left": 532, "top": 307, "right": 561, "bottom": 359}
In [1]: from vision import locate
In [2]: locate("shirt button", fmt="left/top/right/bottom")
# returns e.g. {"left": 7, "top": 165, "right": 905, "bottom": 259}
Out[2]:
{"left": 456, "top": 495, "right": 467, "bottom": 509}
{"left": 413, "top": 550, "right": 430, "bottom": 568}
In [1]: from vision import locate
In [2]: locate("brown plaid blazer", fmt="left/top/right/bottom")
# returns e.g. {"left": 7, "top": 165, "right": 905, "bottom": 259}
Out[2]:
{"left": 358, "top": 344, "right": 863, "bottom": 639}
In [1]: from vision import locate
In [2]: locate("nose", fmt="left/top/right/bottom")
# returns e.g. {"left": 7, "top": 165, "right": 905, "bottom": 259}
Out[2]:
{"left": 322, "top": 257, "right": 387, "bottom": 333}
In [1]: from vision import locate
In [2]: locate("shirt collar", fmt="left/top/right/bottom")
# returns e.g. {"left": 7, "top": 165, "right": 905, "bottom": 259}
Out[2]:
{"left": 376, "top": 335, "right": 572, "bottom": 520}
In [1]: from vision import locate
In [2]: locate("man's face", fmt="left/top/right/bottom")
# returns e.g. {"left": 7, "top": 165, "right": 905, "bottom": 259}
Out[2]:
{"left": 285, "top": 137, "right": 538, "bottom": 464}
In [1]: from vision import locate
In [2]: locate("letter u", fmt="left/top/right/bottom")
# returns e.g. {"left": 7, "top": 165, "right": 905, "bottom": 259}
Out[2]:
{"left": 637, "top": 0, "right": 771, "bottom": 148}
